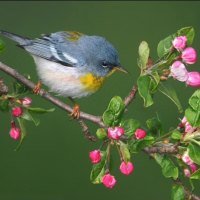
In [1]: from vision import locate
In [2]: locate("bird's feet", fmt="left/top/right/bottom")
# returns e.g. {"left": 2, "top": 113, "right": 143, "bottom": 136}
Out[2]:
{"left": 70, "top": 104, "right": 80, "bottom": 119}
{"left": 33, "top": 80, "right": 42, "bottom": 94}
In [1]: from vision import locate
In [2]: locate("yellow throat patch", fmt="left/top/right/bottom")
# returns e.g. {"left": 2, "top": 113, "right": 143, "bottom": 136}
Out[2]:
{"left": 80, "top": 73, "right": 105, "bottom": 92}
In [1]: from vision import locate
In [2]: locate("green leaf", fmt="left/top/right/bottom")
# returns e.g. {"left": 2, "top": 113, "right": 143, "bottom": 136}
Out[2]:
{"left": 138, "top": 41, "right": 150, "bottom": 70}
{"left": 27, "top": 107, "right": 55, "bottom": 114}
{"left": 158, "top": 83, "right": 183, "bottom": 113}
{"left": 150, "top": 72, "right": 160, "bottom": 93}
{"left": 185, "top": 108, "right": 200, "bottom": 127}
{"left": 121, "top": 119, "right": 140, "bottom": 137}
{"left": 188, "top": 143, "right": 200, "bottom": 165}
{"left": 154, "top": 154, "right": 179, "bottom": 180}
{"left": 177, "top": 26, "right": 195, "bottom": 46}
{"left": 146, "top": 117, "right": 162, "bottom": 135}
{"left": 185, "top": 89, "right": 200, "bottom": 127}
{"left": 102, "top": 110, "right": 115, "bottom": 126}
{"left": 137, "top": 75, "right": 154, "bottom": 107}
{"left": 15, "top": 118, "right": 26, "bottom": 151}
{"left": 190, "top": 169, "right": 200, "bottom": 180}
{"left": 157, "top": 34, "right": 174, "bottom": 58}
{"left": 102, "top": 96, "right": 125, "bottom": 126}
{"left": 0, "top": 99, "right": 9, "bottom": 112}
{"left": 189, "top": 89, "right": 200, "bottom": 111}
{"left": 129, "top": 136, "right": 155, "bottom": 153}
{"left": 108, "top": 96, "right": 125, "bottom": 115}
{"left": 13, "top": 81, "right": 30, "bottom": 95}
{"left": 171, "top": 130, "right": 182, "bottom": 140}
{"left": 171, "top": 184, "right": 185, "bottom": 200}
{"left": 0, "top": 38, "right": 5, "bottom": 53}
{"left": 21, "top": 110, "right": 40, "bottom": 126}
{"left": 90, "top": 151, "right": 107, "bottom": 184}
{"left": 119, "top": 141, "right": 131, "bottom": 162}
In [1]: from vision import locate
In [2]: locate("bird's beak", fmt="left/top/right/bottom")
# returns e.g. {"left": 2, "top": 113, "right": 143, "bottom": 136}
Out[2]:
{"left": 114, "top": 66, "right": 129, "bottom": 74}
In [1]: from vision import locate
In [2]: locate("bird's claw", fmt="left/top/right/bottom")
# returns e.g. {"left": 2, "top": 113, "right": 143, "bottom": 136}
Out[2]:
{"left": 33, "top": 81, "right": 42, "bottom": 94}
{"left": 70, "top": 104, "right": 80, "bottom": 119}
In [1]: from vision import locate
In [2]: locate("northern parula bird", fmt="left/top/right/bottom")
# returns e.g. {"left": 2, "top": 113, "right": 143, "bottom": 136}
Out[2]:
{"left": 0, "top": 30, "right": 127, "bottom": 118}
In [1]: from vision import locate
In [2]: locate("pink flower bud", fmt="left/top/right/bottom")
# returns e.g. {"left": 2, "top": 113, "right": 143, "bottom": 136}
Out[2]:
{"left": 135, "top": 128, "right": 147, "bottom": 139}
{"left": 102, "top": 173, "right": 117, "bottom": 189}
{"left": 12, "top": 107, "right": 23, "bottom": 117}
{"left": 107, "top": 127, "right": 124, "bottom": 140}
{"left": 9, "top": 122, "right": 21, "bottom": 140}
{"left": 183, "top": 168, "right": 191, "bottom": 177}
{"left": 172, "top": 36, "right": 187, "bottom": 51}
{"left": 190, "top": 163, "right": 198, "bottom": 173}
{"left": 89, "top": 150, "right": 101, "bottom": 164}
{"left": 181, "top": 117, "right": 195, "bottom": 133}
{"left": 182, "top": 151, "right": 194, "bottom": 165}
{"left": 120, "top": 161, "right": 134, "bottom": 175}
{"left": 21, "top": 97, "right": 32, "bottom": 107}
{"left": 181, "top": 47, "right": 197, "bottom": 64}
{"left": 186, "top": 72, "right": 200, "bottom": 87}
{"left": 170, "top": 61, "right": 188, "bottom": 82}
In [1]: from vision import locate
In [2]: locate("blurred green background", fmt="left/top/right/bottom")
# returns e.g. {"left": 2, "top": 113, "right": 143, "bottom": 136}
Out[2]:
{"left": 0, "top": 1, "right": 200, "bottom": 199}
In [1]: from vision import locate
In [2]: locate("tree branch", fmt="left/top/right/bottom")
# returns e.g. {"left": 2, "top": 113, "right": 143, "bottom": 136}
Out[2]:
{"left": 174, "top": 179, "right": 200, "bottom": 200}
{"left": 0, "top": 61, "right": 105, "bottom": 127}
{"left": 144, "top": 144, "right": 200, "bottom": 200}
{"left": 144, "top": 143, "right": 179, "bottom": 154}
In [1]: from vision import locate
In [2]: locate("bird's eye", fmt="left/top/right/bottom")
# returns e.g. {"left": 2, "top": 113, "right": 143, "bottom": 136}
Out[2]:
{"left": 102, "top": 61, "right": 108, "bottom": 68}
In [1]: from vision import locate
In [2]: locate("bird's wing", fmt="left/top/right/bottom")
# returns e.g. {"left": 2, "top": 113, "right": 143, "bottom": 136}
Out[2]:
{"left": 19, "top": 34, "right": 78, "bottom": 67}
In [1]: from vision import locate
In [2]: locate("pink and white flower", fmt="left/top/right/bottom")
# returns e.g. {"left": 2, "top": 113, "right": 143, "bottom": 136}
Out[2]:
{"left": 181, "top": 47, "right": 197, "bottom": 64}
{"left": 182, "top": 151, "right": 194, "bottom": 165}
{"left": 170, "top": 61, "right": 188, "bottom": 82}
{"left": 183, "top": 168, "right": 191, "bottom": 177}
{"left": 181, "top": 117, "right": 195, "bottom": 133}
{"left": 21, "top": 97, "right": 32, "bottom": 107}
{"left": 186, "top": 72, "right": 200, "bottom": 87}
{"left": 107, "top": 127, "right": 124, "bottom": 140}
{"left": 190, "top": 163, "right": 198, "bottom": 173}
{"left": 172, "top": 36, "right": 187, "bottom": 51}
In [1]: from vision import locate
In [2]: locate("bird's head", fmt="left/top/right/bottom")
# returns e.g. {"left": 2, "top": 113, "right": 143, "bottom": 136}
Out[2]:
{"left": 79, "top": 35, "right": 128, "bottom": 77}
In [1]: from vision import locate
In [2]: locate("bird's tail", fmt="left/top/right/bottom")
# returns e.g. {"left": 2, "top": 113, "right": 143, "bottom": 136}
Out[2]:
{"left": 0, "top": 30, "right": 31, "bottom": 45}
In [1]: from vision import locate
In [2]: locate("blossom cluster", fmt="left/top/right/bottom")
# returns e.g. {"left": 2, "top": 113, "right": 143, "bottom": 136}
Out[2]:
{"left": 89, "top": 126, "right": 147, "bottom": 189}
{"left": 170, "top": 36, "right": 200, "bottom": 87}
{"left": 179, "top": 117, "right": 199, "bottom": 177}
{"left": 9, "top": 97, "right": 32, "bottom": 140}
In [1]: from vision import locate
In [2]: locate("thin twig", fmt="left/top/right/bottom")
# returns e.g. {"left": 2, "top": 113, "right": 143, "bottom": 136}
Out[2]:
{"left": 124, "top": 85, "right": 137, "bottom": 107}
{"left": 78, "top": 119, "right": 97, "bottom": 142}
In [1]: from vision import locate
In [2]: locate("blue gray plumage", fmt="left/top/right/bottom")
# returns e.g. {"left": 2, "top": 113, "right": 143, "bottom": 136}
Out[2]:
{"left": 0, "top": 30, "right": 122, "bottom": 77}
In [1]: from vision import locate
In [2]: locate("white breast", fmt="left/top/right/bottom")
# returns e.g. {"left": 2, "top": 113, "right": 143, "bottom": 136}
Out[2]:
{"left": 32, "top": 56, "right": 92, "bottom": 98}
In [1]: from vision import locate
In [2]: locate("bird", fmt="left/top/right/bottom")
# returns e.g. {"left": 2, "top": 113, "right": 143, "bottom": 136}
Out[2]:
{"left": 0, "top": 30, "right": 127, "bottom": 118}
